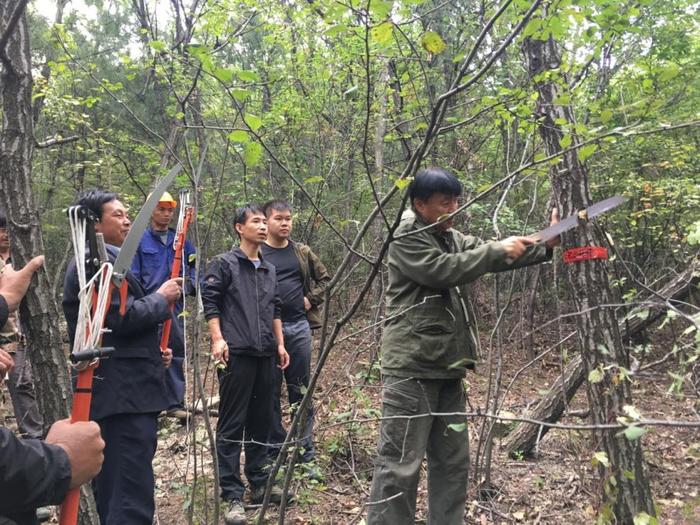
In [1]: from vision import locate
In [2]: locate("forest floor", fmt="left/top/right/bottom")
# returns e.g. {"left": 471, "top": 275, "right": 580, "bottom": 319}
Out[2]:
{"left": 1, "top": 316, "right": 698, "bottom": 524}
{"left": 149, "top": 315, "right": 700, "bottom": 525}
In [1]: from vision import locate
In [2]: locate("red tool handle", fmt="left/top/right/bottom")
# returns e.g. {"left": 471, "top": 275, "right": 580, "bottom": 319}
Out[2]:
{"left": 159, "top": 208, "right": 193, "bottom": 352}
{"left": 60, "top": 272, "right": 114, "bottom": 525}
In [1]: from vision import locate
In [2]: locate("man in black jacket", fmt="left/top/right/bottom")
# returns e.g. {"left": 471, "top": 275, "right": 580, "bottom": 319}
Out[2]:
{"left": 0, "top": 255, "right": 105, "bottom": 525}
{"left": 62, "top": 189, "right": 182, "bottom": 525}
{"left": 202, "top": 204, "right": 290, "bottom": 525}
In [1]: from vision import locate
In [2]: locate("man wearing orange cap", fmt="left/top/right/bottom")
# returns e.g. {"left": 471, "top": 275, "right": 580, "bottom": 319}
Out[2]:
{"left": 132, "top": 191, "right": 196, "bottom": 420}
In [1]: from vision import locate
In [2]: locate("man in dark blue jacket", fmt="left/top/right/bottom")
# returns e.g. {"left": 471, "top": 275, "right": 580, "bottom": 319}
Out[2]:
{"left": 131, "top": 191, "right": 196, "bottom": 419}
{"left": 62, "top": 189, "right": 182, "bottom": 525}
{"left": 0, "top": 256, "right": 105, "bottom": 525}
{"left": 202, "top": 204, "right": 290, "bottom": 525}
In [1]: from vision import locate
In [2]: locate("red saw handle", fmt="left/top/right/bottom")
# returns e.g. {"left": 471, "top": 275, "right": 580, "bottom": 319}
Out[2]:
{"left": 60, "top": 273, "right": 114, "bottom": 525}
{"left": 159, "top": 208, "right": 193, "bottom": 353}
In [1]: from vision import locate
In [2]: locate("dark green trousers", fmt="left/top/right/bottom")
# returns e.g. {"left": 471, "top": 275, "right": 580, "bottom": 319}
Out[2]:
{"left": 367, "top": 376, "right": 469, "bottom": 524}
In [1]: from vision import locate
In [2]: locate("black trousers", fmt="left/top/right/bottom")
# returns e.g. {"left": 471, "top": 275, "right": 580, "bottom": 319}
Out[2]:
{"left": 94, "top": 413, "right": 158, "bottom": 525}
{"left": 216, "top": 354, "right": 276, "bottom": 501}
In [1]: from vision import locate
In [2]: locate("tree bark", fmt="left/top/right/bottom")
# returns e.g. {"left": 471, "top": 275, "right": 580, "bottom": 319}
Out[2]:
{"left": 523, "top": 34, "right": 655, "bottom": 522}
{"left": 504, "top": 258, "right": 699, "bottom": 457}
{"left": 0, "top": 2, "right": 99, "bottom": 523}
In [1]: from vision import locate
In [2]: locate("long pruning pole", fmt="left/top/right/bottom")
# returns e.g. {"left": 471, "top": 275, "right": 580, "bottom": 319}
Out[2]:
{"left": 159, "top": 190, "right": 194, "bottom": 354}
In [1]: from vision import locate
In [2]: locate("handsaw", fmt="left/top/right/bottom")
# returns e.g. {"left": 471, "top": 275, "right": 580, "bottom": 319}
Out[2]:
{"left": 112, "top": 164, "right": 182, "bottom": 315}
{"left": 530, "top": 195, "right": 627, "bottom": 243}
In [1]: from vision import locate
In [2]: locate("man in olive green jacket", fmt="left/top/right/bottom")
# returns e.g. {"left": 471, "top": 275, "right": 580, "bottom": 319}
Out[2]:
{"left": 367, "top": 167, "right": 560, "bottom": 524}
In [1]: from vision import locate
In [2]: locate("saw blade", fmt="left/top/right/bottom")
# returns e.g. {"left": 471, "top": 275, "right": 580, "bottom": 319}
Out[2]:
{"left": 531, "top": 195, "right": 627, "bottom": 243}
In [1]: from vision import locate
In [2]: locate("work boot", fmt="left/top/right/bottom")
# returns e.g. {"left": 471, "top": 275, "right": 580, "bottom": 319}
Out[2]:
{"left": 250, "top": 483, "right": 287, "bottom": 504}
{"left": 223, "top": 499, "right": 246, "bottom": 525}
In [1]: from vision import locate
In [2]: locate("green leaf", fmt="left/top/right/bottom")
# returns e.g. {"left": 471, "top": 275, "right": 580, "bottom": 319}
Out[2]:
{"left": 231, "top": 88, "right": 251, "bottom": 102}
{"left": 149, "top": 40, "right": 166, "bottom": 52}
{"left": 243, "top": 142, "right": 263, "bottom": 167}
{"left": 369, "top": 0, "right": 394, "bottom": 19}
{"left": 588, "top": 366, "right": 604, "bottom": 384}
{"left": 244, "top": 114, "right": 262, "bottom": 132}
{"left": 395, "top": 177, "right": 412, "bottom": 190}
{"left": 623, "top": 426, "right": 647, "bottom": 441}
{"left": 658, "top": 63, "right": 679, "bottom": 82}
{"left": 213, "top": 67, "right": 234, "bottom": 84}
{"left": 600, "top": 109, "right": 613, "bottom": 124}
{"left": 592, "top": 451, "right": 610, "bottom": 467}
{"left": 553, "top": 93, "right": 571, "bottom": 105}
{"left": 304, "top": 175, "right": 324, "bottom": 184}
{"left": 447, "top": 422, "right": 467, "bottom": 432}
{"left": 633, "top": 512, "right": 658, "bottom": 525}
{"left": 559, "top": 134, "right": 573, "bottom": 148}
{"left": 421, "top": 31, "right": 446, "bottom": 54}
{"left": 370, "top": 22, "right": 393, "bottom": 45}
{"left": 227, "top": 130, "right": 249, "bottom": 143}
{"left": 237, "top": 69, "right": 259, "bottom": 82}
{"left": 522, "top": 18, "right": 542, "bottom": 38}
{"left": 577, "top": 143, "right": 598, "bottom": 162}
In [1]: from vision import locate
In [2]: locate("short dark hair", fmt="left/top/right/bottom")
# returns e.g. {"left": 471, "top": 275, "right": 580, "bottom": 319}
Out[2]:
{"left": 408, "top": 167, "right": 463, "bottom": 204}
{"left": 75, "top": 189, "right": 118, "bottom": 221}
{"left": 262, "top": 199, "right": 292, "bottom": 217}
{"left": 234, "top": 203, "right": 265, "bottom": 233}
{"left": 0, "top": 210, "right": 6, "bottom": 229}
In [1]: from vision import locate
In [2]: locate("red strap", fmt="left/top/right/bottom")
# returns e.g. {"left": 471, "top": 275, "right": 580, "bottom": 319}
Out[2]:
{"left": 563, "top": 246, "right": 608, "bottom": 264}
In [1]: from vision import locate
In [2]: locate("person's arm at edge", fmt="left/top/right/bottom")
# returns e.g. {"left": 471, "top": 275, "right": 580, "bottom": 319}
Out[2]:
{"left": 305, "top": 246, "right": 330, "bottom": 307}
{"left": 272, "top": 318, "right": 289, "bottom": 370}
{"left": 0, "top": 428, "right": 71, "bottom": 513}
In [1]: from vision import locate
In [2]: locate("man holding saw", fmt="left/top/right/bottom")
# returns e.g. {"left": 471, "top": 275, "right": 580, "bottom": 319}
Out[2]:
{"left": 62, "top": 186, "right": 182, "bottom": 525}
{"left": 367, "top": 167, "right": 561, "bottom": 524}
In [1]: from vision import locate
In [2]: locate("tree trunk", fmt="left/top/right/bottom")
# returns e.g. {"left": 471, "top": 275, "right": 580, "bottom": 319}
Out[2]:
{"left": 0, "top": 2, "right": 99, "bottom": 523}
{"left": 523, "top": 35, "right": 654, "bottom": 522}
{"left": 504, "top": 258, "right": 699, "bottom": 457}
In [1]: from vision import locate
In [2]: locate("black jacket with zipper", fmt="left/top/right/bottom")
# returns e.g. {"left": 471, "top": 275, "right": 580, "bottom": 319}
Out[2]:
{"left": 202, "top": 247, "right": 281, "bottom": 356}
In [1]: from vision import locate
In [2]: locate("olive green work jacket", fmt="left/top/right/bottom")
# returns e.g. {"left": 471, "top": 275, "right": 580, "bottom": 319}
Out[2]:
{"left": 381, "top": 212, "right": 551, "bottom": 379}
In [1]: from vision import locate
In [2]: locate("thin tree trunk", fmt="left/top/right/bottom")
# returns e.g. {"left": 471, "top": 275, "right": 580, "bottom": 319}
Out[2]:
{"left": 0, "top": 2, "right": 99, "bottom": 523}
{"left": 523, "top": 34, "right": 654, "bottom": 522}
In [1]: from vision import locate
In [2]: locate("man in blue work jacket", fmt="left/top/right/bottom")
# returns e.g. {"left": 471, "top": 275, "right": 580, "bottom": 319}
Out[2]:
{"left": 131, "top": 191, "right": 196, "bottom": 420}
